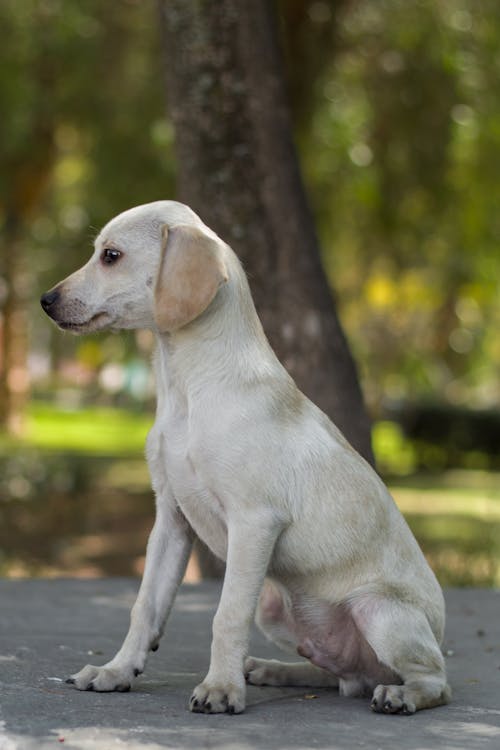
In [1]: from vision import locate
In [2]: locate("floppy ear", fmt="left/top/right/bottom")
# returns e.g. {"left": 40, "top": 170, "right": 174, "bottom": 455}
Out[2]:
{"left": 154, "top": 224, "right": 229, "bottom": 332}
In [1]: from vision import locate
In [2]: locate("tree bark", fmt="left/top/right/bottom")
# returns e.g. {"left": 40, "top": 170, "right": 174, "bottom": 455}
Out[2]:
{"left": 159, "top": 0, "right": 374, "bottom": 465}
{"left": 0, "top": 219, "right": 31, "bottom": 435}
{"left": 0, "top": 5, "right": 56, "bottom": 434}
{"left": 0, "top": 128, "right": 54, "bottom": 434}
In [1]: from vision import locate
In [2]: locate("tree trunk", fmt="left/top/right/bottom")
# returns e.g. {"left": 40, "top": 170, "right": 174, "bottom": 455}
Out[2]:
{"left": 158, "top": 0, "right": 374, "bottom": 465}
{"left": 0, "top": 219, "right": 33, "bottom": 436}
{"left": 0, "top": 9, "right": 55, "bottom": 433}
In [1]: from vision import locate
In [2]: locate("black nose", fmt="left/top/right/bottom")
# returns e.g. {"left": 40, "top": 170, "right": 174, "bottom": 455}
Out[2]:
{"left": 40, "top": 288, "right": 60, "bottom": 312}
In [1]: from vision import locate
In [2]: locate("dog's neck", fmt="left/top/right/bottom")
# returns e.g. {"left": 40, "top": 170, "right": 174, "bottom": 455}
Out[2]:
{"left": 153, "top": 260, "right": 286, "bottom": 402}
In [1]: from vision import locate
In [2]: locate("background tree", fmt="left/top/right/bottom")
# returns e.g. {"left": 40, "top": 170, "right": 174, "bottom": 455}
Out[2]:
{"left": 0, "top": 0, "right": 174, "bottom": 430}
{"left": 159, "top": 0, "right": 375, "bottom": 464}
{"left": 2, "top": 0, "right": 500, "bottom": 439}
{"left": 297, "top": 0, "right": 500, "bottom": 414}
{"left": 1, "top": 0, "right": 500, "bottom": 583}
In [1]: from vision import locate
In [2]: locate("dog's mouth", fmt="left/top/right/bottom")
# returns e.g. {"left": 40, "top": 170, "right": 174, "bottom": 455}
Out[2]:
{"left": 58, "top": 311, "right": 112, "bottom": 333}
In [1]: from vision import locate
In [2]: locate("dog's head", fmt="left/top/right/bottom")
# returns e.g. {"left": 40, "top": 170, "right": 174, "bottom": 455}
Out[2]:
{"left": 40, "top": 201, "right": 229, "bottom": 335}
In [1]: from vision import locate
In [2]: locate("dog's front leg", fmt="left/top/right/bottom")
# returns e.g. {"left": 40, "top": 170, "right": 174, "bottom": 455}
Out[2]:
{"left": 68, "top": 497, "right": 193, "bottom": 692}
{"left": 190, "top": 510, "right": 283, "bottom": 714}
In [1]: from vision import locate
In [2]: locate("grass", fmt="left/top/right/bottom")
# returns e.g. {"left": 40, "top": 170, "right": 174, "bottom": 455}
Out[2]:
{"left": 390, "top": 473, "right": 500, "bottom": 586}
{"left": 1, "top": 402, "right": 499, "bottom": 585}
{"left": 390, "top": 470, "right": 500, "bottom": 518}
{"left": 22, "top": 402, "right": 152, "bottom": 455}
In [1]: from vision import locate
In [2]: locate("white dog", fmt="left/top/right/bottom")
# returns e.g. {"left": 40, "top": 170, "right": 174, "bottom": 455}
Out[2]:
{"left": 41, "top": 201, "right": 450, "bottom": 715}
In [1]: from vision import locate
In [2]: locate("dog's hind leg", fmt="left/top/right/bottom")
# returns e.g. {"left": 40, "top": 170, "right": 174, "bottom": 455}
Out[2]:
{"left": 245, "top": 657, "right": 338, "bottom": 687}
{"left": 352, "top": 596, "right": 451, "bottom": 714}
{"left": 253, "top": 578, "right": 300, "bottom": 652}
{"left": 247, "top": 579, "right": 339, "bottom": 688}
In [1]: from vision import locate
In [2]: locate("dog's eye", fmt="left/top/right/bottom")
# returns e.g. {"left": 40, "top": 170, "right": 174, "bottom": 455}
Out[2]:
{"left": 101, "top": 248, "right": 121, "bottom": 265}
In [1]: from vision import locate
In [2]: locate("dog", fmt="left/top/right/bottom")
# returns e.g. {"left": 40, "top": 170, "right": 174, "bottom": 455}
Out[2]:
{"left": 41, "top": 201, "right": 450, "bottom": 715}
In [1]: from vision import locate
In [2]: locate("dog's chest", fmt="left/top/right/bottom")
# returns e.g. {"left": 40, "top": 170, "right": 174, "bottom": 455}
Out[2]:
{"left": 150, "top": 414, "right": 229, "bottom": 560}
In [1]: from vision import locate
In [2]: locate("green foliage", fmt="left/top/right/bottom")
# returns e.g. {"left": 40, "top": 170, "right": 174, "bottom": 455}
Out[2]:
{"left": 0, "top": 0, "right": 175, "bottom": 379}
{"left": 297, "top": 0, "right": 500, "bottom": 413}
{"left": 2, "top": 0, "right": 500, "bottom": 419}
{"left": 372, "top": 420, "right": 417, "bottom": 475}
{"left": 1, "top": 0, "right": 500, "bottom": 428}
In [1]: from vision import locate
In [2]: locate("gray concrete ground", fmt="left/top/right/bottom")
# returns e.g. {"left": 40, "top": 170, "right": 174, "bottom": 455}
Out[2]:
{"left": 0, "top": 579, "right": 498, "bottom": 750}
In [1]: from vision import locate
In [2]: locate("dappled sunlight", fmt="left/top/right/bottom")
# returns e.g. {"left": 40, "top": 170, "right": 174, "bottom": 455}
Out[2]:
{"left": 0, "top": 404, "right": 498, "bottom": 585}
{"left": 392, "top": 474, "right": 500, "bottom": 586}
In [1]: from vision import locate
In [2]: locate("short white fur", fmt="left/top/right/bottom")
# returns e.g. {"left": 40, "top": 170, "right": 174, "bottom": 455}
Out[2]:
{"left": 43, "top": 201, "right": 450, "bottom": 715}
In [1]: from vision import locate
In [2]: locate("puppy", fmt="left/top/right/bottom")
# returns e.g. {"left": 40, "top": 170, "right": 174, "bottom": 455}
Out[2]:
{"left": 41, "top": 201, "right": 450, "bottom": 715}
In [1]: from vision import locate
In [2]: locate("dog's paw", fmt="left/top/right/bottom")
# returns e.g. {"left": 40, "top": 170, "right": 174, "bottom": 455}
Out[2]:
{"left": 370, "top": 684, "right": 416, "bottom": 715}
{"left": 66, "top": 663, "right": 139, "bottom": 693}
{"left": 244, "top": 657, "right": 284, "bottom": 686}
{"left": 189, "top": 678, "right": 245, "bottom": 714}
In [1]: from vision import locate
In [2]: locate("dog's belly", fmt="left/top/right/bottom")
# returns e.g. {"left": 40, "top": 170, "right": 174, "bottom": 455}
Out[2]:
{"left": 294, "top": 604, "right": 394, "bottom": 684}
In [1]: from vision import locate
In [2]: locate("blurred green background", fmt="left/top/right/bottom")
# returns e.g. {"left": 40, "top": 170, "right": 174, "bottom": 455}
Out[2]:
{"left": 0, "top": 0, "right": 499, "bottom": 585}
